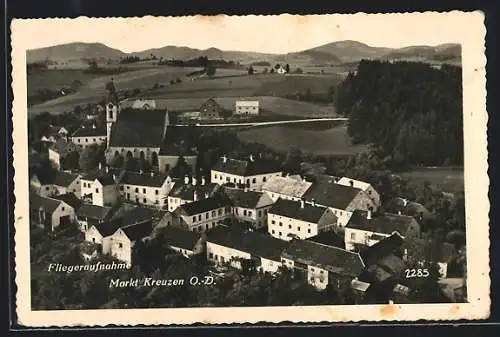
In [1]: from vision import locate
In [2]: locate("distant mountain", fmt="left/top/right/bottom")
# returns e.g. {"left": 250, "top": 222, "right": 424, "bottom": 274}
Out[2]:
{"left": 26, "top": 42, "right": 127, "bottom": 63}
{"left": 302, "top": 40, "right": 392, "bottom": 62}
{"left": 381, "top": 44, "right": 461, "bottom": 63}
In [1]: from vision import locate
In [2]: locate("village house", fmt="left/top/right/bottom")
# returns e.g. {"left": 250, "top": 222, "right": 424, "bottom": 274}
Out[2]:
{"left": 337, "top": 177, "right": 381, "bottom": 208}
{"left": 281, "top": 239, "right": 365, "bottom": 290}
{"left": 172, "top": 194, "right": 231, "bottom": 233}
{"left": 29, "top": 193, "right": 76, "bottom": 231}
{"left": 40, "top": 125, "right": 69, "bottom": 143}
{"left": 161, "top": 226, "right": 205, "bottom": 258}
{"left": 29, "top": 170, "right": 81, "bottom": 197}
{"left": 276, "top": 66, "right": 287, "bottom": 75}
{"left": 344, "top": 210, "right": 421, "bottom": 252}
{"left": 118, "top": 170, "right": 174, "bottom": 208}
{"left": 70, "top": 124, "right": 107, "bottom": 149}
{"left": 199, "top": 98, "right": 223, "bottom": 119}
{"left": 262, "top": 175, "right": 313, "bottom": 202}
{"left": 131, "top": 99, "right": 156, "bottom": 110}
{"left": 48, "top": 138, "right": 79, "bottom": 170}
{"left": 106, "top": 102, "right": 169, "bottom": 169}
{"left": 267, "top": 198, "right": 337, "bottom": 241}
{"left": 223, "top": 187, "right": 275, "bottom": 229}
{"left": 234, "top": 100, "right": 259, "bottom": 116}
{"left": 211, "top": 154, "right": 282, "bottom": 191}
{"left": 109, "top": 220, "right": 154, "bottom": 266}
{"left": 167, "top": 176, "right": 220, "bottom": 212}
{"left": 76, "top": 203, "right": 116, "bottom": 231}
{"left": 303, "top": 181, "right": 378, "bottom": 228}
{"left": 206, "top": 225, "right": 288, "bottom": 274}
{"left": 80, "top": 165, "right": 123, "bottom": 206}
{"left": 52, "top": 192, "right": 82, "bottom": 214}
{"left": 158, "top": 142, "right": 197, "bottom": 175}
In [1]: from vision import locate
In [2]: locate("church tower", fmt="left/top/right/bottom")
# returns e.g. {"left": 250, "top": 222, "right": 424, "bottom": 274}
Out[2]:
{"left": 106, "top": 102, "right": 120, "bottom": 148}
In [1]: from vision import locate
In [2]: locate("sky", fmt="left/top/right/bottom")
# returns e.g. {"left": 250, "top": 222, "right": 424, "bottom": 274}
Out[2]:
{"left": 13, "top": 13, "right": 467, "bottom": 53}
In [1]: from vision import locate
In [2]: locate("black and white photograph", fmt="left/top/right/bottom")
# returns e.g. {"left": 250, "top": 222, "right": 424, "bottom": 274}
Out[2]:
{"left": 11, "top": 12, "right": 489, "bottom": 326}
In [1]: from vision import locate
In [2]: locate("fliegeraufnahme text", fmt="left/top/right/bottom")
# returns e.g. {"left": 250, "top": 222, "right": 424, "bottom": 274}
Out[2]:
{"left": 47, "top": 261, "right": 129, "bottom": 273}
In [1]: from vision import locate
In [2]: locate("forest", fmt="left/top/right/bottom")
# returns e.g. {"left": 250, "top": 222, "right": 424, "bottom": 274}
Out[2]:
{"left": 335, "top": 60, "right": 463, "bottom": 168}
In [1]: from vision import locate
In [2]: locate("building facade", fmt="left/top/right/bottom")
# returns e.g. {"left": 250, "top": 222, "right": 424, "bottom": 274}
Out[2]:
{"left": 234, "top": 100, "right": 259, "bottom": 116}
{"left": 70, "top": 124, "right": 107, "bottom": 149}
{"left": 119, "top": 171, "right": 173, "bottom": 208}
{"left": 199, "top": 98, "right": 222, "bottom": 119}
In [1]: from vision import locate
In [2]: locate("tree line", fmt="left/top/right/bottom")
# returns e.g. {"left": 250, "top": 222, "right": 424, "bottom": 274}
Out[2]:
{"left": 335, "top": 60, "right": 463, "bottom": 168}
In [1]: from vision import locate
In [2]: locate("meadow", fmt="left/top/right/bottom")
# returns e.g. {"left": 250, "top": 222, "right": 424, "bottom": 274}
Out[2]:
{"left": 237, "top": 121, "right": 365, "bottom": 156}
{"left": 398, "top": 167, "right": 465, "bottom": 193}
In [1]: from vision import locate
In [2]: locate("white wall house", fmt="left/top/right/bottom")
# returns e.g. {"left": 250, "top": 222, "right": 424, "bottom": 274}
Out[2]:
{"left": 268, "top": 199, "right": 337, "bottom": 242}
{"left": 167, "top": 177, "right": 219, "bottom": 212}
{"left": 30, "top": 194, "right": 76, "bottom": 231}
{"left": 119, "top": 171, "right": 174, "bottom": 208}
{"left": 224, "top": 187, "right": 275, "bottom": 229}
{"left": 337, "top": 177, "right": 381, "bottom": 208}
{"left": 234, "top": 100, "right": 259, "bottom": 116}
{"left": 77, "top": 204, "right": 114, "bottom": 232}
{"left": 174, "top": 195, "right": 231, "bottom": 233}
{"left": 30, "top": 171, "right": 81, "bottom": 198}
{"left": 262, "top": 175, "right": 313, "bottom": 202}
{"left": 211, "top": 155, "right": 282, "bottom": 191}
{"left": 48, "top": 139, "right": 79, "bottom": 170}
{"left": 70, "top": 124, "right": 107, "bottom": 149}
{"left": 109, "top": 221, "right": 153, "bottom": 267}
{"left": 92, "top": 175, "right": 120, "bottom": 207}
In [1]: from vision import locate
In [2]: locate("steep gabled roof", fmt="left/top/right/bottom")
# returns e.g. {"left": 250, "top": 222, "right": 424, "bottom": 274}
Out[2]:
{"left": 212, "top": 156, "right": 282, "bottom": 176}
{"left": 49, "top": 138, "right": 78, "bottom": 156}
{"left": 268, "top": 198, "right": 329, "bottom": 223}
{"left": 306, "top": 231, "right": 345, "bottom": 249}
{"left": 72, "top": 125, "right": 106, "bottom": 137}
{"left": 162, "top": 226, "right": 202, "bottom": 250}
{"left": 207, "top": 225, "right": 288, "bottom": 261}
{"left": 347, "top": 210, "right": 417, "bottom": 235}
{"left": 179, "top": 194, "right": 230, "bottom": 216}
{"left": 120, "top": 171, "right": 169, "bottom": 187}
{"left": 262, "top": 176, "right": 313, "bottom": 199}
{"left": 52, "top": 193, "right": 82, "bottom": 210}
{"left": 282, "top": 239, "right": 365, "bottom": 277}
{"left": 303, "top": 181, "right": 362, "bottom": 210}
{"left": 77, "top": 204, "right": 114, "bottom": 220}
{"left": 361, "top": 232, "right": 405, "bottom": 267}
{"left": 168, "top": 181, "right": 219, "bottom": 201}
{"left": 53, "top": 171, "right": 79, "bottom": 187}
{"left": 120, "top": 221, "right": 153, "bottom": 242}
{"left": 30, "top": 193, "right": 62, "bottom": 214}
{"left": 223, "top": 188, "right": 272, "bottom": 209}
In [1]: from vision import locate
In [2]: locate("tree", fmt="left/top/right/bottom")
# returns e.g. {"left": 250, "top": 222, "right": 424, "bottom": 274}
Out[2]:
{"left": 294, "top": 68, "right": 303, "bottom": 74}
{"left": 282, "top": 147, "right": 303, "bottom": 175}
{"left": 263, "top": 67, "right": 269, "bottom": 74}
{"left": 284, "top": 64, "right": 290, "bottom": 73}
{"left": 206, "top": 66, "right": 216, "bottom": 77}
{"left": 87, "top": 59, "right": 99, "bottom": 72}
{"left": 70, "top": 80, "right": 83, "bottom": 92}
{"left": 274, "top": 63, "right": 281, "bottom": 70}
{"left": 79, "top": 144, "right": 105, "bottom": 172}
{"left": 169, "top": 156, "right": 190, "bottom": 179}
{"left": 247, "top": 66, "right": 254, "bottom": 75}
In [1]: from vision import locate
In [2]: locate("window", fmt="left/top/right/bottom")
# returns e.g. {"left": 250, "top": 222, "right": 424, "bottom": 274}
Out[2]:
{"left": 135, "top": 188, "right": 139, "bottom": 192}
{"left": 279, "top": 222, "right": 283, "bottom": 227}
{"left": 288, "top": 225, "right": 292, "bottom": 229}
{"left": 192, "top": 216, "right": 196, "bottom": 222}
{"left": 85, "top": 139, "right": 88, "bottom": 143}
{"left": 212, "top": 211, "right": 216, "bottom": 217}
{"left": 297, "top": 226, "right": 301, "bottom": 231}
{"left": 127, "top": 186, "right": 130, "bottom": 190}
{"left": 248, "top": 211, "right": 252, "bottom": 217}
{"left": 307, "top": 229, "right": 311, "bottom": 234}
{"left": 243, "top": 210, "right": 247, "bottom": 216}
{"left": 143, "top": 198, "right": 147, "bottom": 204}
{"left": 206, "top": 212, "right": 209, "bottom": 220}
{"left": 61, "top": 206, "right": 65, "bottom": 211}
{"left": 246, "top": 179, "right": 250, "bottom": 184}
{"left": 198, "top": 215, "right": 202, "bottom": 221}
{"left": 272, "top": 230, "right": 275, "bottom": 234}
{"left": 350, "top": 232, "right": 356, "bottom": 240}
{"left": 119, "top": 243, "right": 123, "bottom": 248}
{"left": 142, "top": 188, "right": 146, "bottom": 194}
{"left": 279, "top": 232, "right": 282, "bottom": 236}
{"left": 46, "top": 186, "right": 50, "bottom": 190}
{"left": 252, "top": 178, "right": 256, "bottom": 183}
{"left": 263, "top": 177, "right": 267, "bottom": 182}
{"left": 95, "top": 188, "right": 99, "bottom": 193}
{"left": 271, "top": 220, "right": 275, "bottom": 224}
{"left": 214, "top": 174, "right": 217, "bottom": 179}
{"left": 155, "top": 190, "right": 159, "bottom": 195}
{"left": 218, "top": 209, "right": 222, "bottom": 216}
{"left": 77, "top": 139, "right": 81, "bottom": 143}
{"left": 258, "top": 211, "right": 262, "bottom": 217}
{"left": 155, "top": 200, "right": 159, "bottom": 204}
{"left": 311, "top": 267, "right": 315, "bottom": 271}
{"left": 92, "top": 237, "right": 95, "bottom": 243}
{"left": 209, "top": 253, "right": 214, "bottom": 258}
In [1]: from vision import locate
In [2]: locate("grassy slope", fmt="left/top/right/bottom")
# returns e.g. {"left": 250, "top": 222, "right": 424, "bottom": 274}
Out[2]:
{"left": 399, "top": 167, "right": 464, "bottom": 193}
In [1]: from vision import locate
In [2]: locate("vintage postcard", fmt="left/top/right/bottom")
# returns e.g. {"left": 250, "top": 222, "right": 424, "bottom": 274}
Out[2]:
{"left": 11, "top": 12, "right": 489, "bottom": 326}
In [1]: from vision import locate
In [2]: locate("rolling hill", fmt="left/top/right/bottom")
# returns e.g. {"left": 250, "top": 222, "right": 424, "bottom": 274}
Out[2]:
{"left": 300, "top": 40, "right": 392, "bottom": 62}
{"left": 26, "top": 42, "right": 127, "bottom": 63}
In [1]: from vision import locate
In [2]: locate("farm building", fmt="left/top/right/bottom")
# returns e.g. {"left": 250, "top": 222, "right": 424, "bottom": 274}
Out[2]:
{"left": 199, "top": 98, "right": 223, "bottom": 119}
{"left": 234, "top": 100, "right": 259, "bottom": 116}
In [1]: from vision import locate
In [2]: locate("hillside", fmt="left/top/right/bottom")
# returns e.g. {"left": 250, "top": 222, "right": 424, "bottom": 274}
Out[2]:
{"left": 382, "top": 44, "right": 461, "bottom": 63}
{"left": 304, "top": 40, "right": 392, "bottom": 62}
{"left": 26, "top": 42, "right": 127, "bottom": 63}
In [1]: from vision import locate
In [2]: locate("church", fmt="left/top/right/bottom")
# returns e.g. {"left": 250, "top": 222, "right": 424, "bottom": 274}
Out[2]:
{"left": 106, "top": 99, "right": 170, "bottom": 170}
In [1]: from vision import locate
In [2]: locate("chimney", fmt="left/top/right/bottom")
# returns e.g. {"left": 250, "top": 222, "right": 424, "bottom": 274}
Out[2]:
{"left": 105, "top": 166, "right": 109, "bottom": 173}
{"left": 398, "top": 210, "right": 402, "bottom": 215}
{"left": 249, "top": 154, "right": 254, "bottom": 162}
{"left": 98, "top": 162, "right": 102, "bottom": 170}
{"left": 204, "top": 192, "right": 209, "bottom": 199}
{"left": 403, "top": 198, "right": 408, "bottom": 207}
{"left": 192, "top": 177, "right": 197, "bottom": 186}
{"left": 193, "top": 191, "right": 198, "bottom": 202}
{"left": 139, "top": 169, "right": 143, "bottom": 174}
{"left": 184, "top": 175, "right": 190, "bottom": 185}
{"left": 82, "top": 125, "right": 85, "bottom": 129}
{"left": 112, "top": 174, "right": 117, "bottom": 182}
{"left": 201, "top": 177, "right": 206, "bottom": 185}
{"left": 367, "top": 210, "right": 372, "bottom": 220}
{"left": 92, "top": 124, "right": 96, "bottom": 129}
{"left": 222, "top": 155, "right": 227, "bottom": 164}
{"left": 150, "top": 171, "right": 155, "bottom": 177}
{"left": 300, "top": 199, "right": 305, "bottom": 208}
{"left": 311, "top": 198, "right": 315, "bottom": 206}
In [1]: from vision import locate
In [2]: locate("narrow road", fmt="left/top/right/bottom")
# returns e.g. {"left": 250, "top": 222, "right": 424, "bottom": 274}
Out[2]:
{"left": 176, "top": 117, "right": 348, "bottom": 127}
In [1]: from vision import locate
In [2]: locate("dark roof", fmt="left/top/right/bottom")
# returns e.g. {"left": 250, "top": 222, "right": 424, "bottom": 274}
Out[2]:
{"left": 212, "top": 156, "right": 282, "bottom": 176}
{"left": 77, "top": 204, "right": 113, "bottom": 220}
{"left": 32, "top": 171, "right": 57, "bottom": 185}
{"left": 49, "top": 138, "right": 78, "bottom": 156}
{"left": 269, "top": 198, "right": 328, "bottom": 223}
{"left": 303, "top": 181, "right": 362, "bottom": 210}
{"left": 168, "top": 181, "right": 219, "bottom": 201}
{"left": 72, "top": 125, "right": 106, "bottom": 137}
{"left": 96, "top": 172, "right": 117, "bottom": 186}
{"left": 53, "top": 171, "right": 79, "bottom": 187}
{"left": 159, "top": 141, "right": 197, "bottom": 156}
{"left": 120, "top": 171, "right": 169, "bottom": 187}
{"left": 121, "top": 221, "right": 153, "bottom": 242}
{"left": 30, "top": 193, "right": 61, "bottom": 213}
{"left": 223, "top": 188, "right": 265, "bottom": 209}
{"left": 307, "top": 231, "right": 345, "bottom": 249}
{"left": 120, "top": 207, "right": 156, "bottom": 226}
{"left": 162, "top": 226, "right": 202, "bottom": 250}
{"left": 81, "top": 166, "right": 121, "bottom": 181}
{"left": 179, "top": 194, "right": 230, "bottom": 216}
{"left": 347, "top": 210, "right": 417, "bottom": 235}
{"left": 52, "top": 193, "right": 82, "bottom": 210}
{"left": 361, "top": 233, "right": 405, "bottom": 267}
{"left": 93, "top": 220, "right": 126, "bottom": 237}
{"left": 282, "top": 239, "right": 365, "bottom": 277}
{"left": 109, "top": 108, "right": 167, "bottom": 148}
{"left": 377, "top": 254, "right": 405, "bottom": 274}
{"left": 207, "top": 226, "right": 288, "bottom": 261}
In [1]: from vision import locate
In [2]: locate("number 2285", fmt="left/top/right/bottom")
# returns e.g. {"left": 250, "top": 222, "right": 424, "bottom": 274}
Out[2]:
{"left": 405, "top": 268, "right": 429, "bottom": 278}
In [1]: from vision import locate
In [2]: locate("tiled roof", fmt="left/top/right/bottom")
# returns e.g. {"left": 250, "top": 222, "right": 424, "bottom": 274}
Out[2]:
{"left": 361, "top": 233, "right": 405, "bottom": 267}
{"left": 109, "top": 108, "right": 167, "bottom": 148}
{"left": 77, "top": 204, "right": 113, "bottom": 220}
{"left": 262, "top": 176, "right": 313, "bottom": 199}
{"left": 49, "top": 138, "right": 78, "bottom": 156}
{"left": 268, "top": 198, "right": 329, "bottom": 223}
{"left": 282, "top": 239, "right": 365, "bottom": 277}
{"left": 81, "top": 167, "right": 121, "bottom": 181}
{"left": 93, "top": 221, "right": 126, "bottom": 237}
{"left": 303, "top": 181, "right": 362, "bottom": 210}
{"left": 120, "top": 171, "right": 169, "bottom": 187}
{"left": 168, "top": 181, "right": 219, "bottom": 201}
{"left": 337, "top": 177, "right": 373, "bottom": 191}
{"left": 162, "top": 226, "right": 202, "bottom": 250}
{"left": 347, "top": 210, "right": 416, "bottom": 235}
{"left": 207, "top": 225, "right": 288, "bottom": 261}
{"left": 212, "top": 156, "right": 282, "bottom": 176}
{"left": 96, "top": 172, "right": 117, "bottom": 186}
{"left": 223, "top": 188, "right": 271, "bottom": 209}
{"left": 121, "top": 221, "right": 153, "bottom": 242}
{"left": 30, "top": 193, "right": 61, "bottom": 214}
{"left": 306, "top": 231, "right": 345, "bottom": 249}
{"left": 53, "top": 171, "right": 79, "bottom": 187}
{"left": 52, "top": 193, "right": 82, "bottom": 210}
{"left": 72, "top": 125, "right": 106, "bottom": 137}
{"left": 120, "top": 207, "right": 157, "bottom": 226}
{"left": 179, "top": 194, "right": 230, "bottom": 216}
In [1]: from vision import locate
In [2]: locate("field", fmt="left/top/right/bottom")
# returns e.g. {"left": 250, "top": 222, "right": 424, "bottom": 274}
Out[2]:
{"left": 237, "top": 121, "right": 364, "bottom": 156}
{"left": 28, "top": 69, "right": 108, "bottom": 94}
{"left": 398, "top": 167, "right": 465, "bottom": 193}
{"left": 27, "top": 67, "right": 342, "bottom": 116}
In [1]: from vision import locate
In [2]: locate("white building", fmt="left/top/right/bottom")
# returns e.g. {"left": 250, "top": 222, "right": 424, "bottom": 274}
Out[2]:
{"left": 29, "top": 171, "right": 81, "bottom": 198}
{"left": 132, "top": 99, "right": 156, "bottom": 110}
{"left": 172, "top": 194, "right": 231, "bottom": 233}
{"left": 80, "top": 166, "right": 122, "bottom": 206}
{"left": 167, "top": 176, "right": 219, "bottom": 212}
{"left": 234, "top": 100, "right": 259, "bottom": 116}
{"left": 119, "top": 171, "right": 174, "bottom": 208}
{"left": 48, "top": 138, "right": 79, "bottom": 170}
{"left": 109, "top": 221, "right": 153, "bottom": 266}
{"left": 267, "top": 198, "right": 337, "bottom": 241}
{"left": 70, "top": 124, "right": 107, "bottom": 149}
{"left": 223, "top": 187, "right": 274, "bottom": 229}
{"left": 211, "top": 155, "right": 282, "bottom": 191}
{"left": 344, "top": 210, "right": 421, "bottom": 251}
{"left": 262, "top": 175, "right": 313, "bottom": 202}
{"left": 29, "top": 193, "right": 76, "bottom": 231}
{"left": 337, "top": 177, "right": 381, "bottom": 208}
{"left": 206, "top": 225, "right": 288, "bottom": 274}
{"left": 77, "top": 203, "right": 115, "bottom": 232}
{"left": 281, "top": 239, "right": 365, "bottom": 290}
